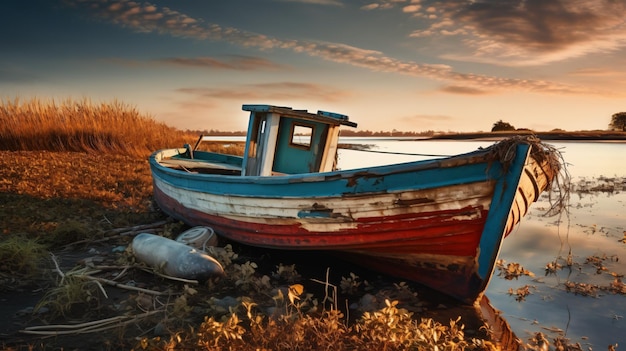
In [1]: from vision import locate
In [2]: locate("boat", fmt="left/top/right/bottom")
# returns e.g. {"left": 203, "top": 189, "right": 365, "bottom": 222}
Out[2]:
{"left": 149, "top": 104, "right": 561, "bottom": 304}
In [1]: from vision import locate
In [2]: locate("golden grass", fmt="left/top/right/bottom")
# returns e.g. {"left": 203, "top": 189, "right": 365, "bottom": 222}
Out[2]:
{"left": 0, "top": 97, "right": 194, "bottom": 157}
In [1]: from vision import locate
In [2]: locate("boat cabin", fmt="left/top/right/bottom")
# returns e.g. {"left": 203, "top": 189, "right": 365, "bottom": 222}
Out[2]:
{"left": 240, "top": 105, "right": 357, "bottom": 176}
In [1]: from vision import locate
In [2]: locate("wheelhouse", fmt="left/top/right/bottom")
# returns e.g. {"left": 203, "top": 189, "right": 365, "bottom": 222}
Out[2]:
{"left": 240, "top": 105, "right": 357, "bottom": 176}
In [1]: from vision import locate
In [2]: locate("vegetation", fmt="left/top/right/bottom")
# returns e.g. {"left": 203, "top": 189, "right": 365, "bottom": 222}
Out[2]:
{"left": 0, "top": 236, "right": 47, "bottom": 280}
{"left": 0, "top": 97, "right": 194, "bottom": 157}
{"left": 490, "top": 120, "right": 516, "bottom": 132}
{"left": 609, "top": 112, "right": 626, "bottom": 131}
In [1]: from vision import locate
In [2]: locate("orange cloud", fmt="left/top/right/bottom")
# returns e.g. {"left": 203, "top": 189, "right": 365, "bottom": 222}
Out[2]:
{"left": 177, "top": 82, "right": 351, "bottom": 102}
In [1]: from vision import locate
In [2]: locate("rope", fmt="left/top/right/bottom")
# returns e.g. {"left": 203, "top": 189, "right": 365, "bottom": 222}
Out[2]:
{"left": 342, "top": 148, "right": 451, "bottom": 158}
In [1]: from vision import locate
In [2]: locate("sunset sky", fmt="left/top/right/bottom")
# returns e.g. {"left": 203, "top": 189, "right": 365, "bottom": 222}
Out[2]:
{"left": 3, "top": 0, "right": 626, "bottom": 132}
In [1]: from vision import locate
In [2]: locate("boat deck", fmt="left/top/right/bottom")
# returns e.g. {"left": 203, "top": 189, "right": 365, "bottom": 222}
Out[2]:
{"left": 160, "top": 158, "right": 242, "bottom": 175}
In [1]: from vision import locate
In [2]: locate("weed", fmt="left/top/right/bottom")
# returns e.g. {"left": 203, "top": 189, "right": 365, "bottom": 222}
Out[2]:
{"left": 495, "top": 259, "right": 535, "bottom": 280}
{"left": 272, "top": 263, "right": 301, "bottom": 282}
{"left": 134, "top": 295, "right": 485, "bottom": 351}
{"left": 340, "top": 272, "right": 361, "bottom": 295}
{"left": 45, "top": 219, "right": 93, "bottom": 246}
{"left": 0, "top": 235, "right": 48, "bottom": 283}
{"left": 35, "top": 273, "right": 104, "bottom": 319}
{"left": 507, "top": 285, "right": 535, "bottom": 301}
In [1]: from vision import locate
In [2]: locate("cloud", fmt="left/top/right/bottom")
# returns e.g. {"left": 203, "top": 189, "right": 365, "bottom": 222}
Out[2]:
{"left": 274, "top": 0, "right": 344, "bottom": 5}
{"left": 396, "top": 113, "right": 456, "bottom": 131}
{"left": 66, "top": 0, "right": 604, "bottom": 95}
{"left": 361, "top": 0, "right": 408, "bottom": 10}
{"left": 407, "top": 114, "right": 453, "bottom": 122}
{"left": 407, "top": 0, "right": 626, "bottom": 66}
{"left": 361, "top": 3, "right": 380, "bottom": 10}
{"left": 158, "top": 55, "right": 288, "bottom": 71}
{"left": 177, "top": 82, "right": 351, "bottom": 102}
{"left": 569, "top": 68, "right": 624, "bottom": 77}
{"left": 438, "top": 85, "right": 490, "bottom": 95}
{"left": 0, "top": 68, "right": 40, "bottom": 83}
{"left": 402, "top": 4, "right": 421, "bottom": 13}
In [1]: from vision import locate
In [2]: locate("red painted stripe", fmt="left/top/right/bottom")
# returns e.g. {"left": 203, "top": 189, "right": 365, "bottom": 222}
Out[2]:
{"left": 154, "top": 185, "right": 486, "bottom": 256}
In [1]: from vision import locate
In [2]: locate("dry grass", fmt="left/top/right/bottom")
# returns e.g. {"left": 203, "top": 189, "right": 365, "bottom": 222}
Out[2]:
{"left": 0, "top": 97, "right": 193, "bottom": 157}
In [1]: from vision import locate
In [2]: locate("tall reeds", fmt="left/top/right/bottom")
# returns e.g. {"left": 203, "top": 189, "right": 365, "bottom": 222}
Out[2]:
{"left": 0, "top": 97, "right": 191, "bottom": 157}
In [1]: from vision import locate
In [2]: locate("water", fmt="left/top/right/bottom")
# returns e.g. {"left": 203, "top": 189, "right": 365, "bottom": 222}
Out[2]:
{"left": 338, "top": 138, "right": 626, "bottom": 347}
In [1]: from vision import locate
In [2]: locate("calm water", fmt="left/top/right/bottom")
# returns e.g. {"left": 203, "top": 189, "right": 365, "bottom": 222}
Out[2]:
{"left": 338, "top": 138, "right": 626, "bottom": 347}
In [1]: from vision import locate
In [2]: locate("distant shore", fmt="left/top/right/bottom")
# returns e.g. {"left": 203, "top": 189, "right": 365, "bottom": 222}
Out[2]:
{"left": 426, "top": 131, "right": 626, "bottom": 142}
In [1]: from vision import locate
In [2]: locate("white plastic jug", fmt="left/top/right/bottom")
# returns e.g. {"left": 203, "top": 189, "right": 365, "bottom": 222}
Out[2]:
{"left": 132, "top": 233, "right": 224, "bottom": 280}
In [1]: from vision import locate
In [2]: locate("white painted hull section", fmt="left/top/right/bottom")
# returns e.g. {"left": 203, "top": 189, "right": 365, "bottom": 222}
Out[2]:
{"left": 153, "top": 177, "right": 494, "bottom": 230}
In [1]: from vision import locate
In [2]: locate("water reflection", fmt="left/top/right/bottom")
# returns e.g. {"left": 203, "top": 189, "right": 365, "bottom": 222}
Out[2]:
{"left": 490, "top": 190, "right": 626, "bottom": 347}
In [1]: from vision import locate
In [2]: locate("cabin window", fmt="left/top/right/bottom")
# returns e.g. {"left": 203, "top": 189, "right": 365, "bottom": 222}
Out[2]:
{"left": 290, "top": 123, "right": 314, "bottom": 149}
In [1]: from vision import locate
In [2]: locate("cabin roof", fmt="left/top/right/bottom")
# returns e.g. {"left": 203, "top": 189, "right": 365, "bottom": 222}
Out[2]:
{"left": 242, "top": 104, "right": 357, "bottom": 128}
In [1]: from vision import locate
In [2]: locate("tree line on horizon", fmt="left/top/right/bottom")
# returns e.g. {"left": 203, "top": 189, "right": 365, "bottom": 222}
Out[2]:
{"left": 492, "top": 112, "right": 626, "bottom": 132}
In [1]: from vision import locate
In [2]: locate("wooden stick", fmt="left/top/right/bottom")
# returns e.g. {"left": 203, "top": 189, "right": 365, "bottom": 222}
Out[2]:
{"left": 24, "top": 315, "right": 129, "bottom": 331}
{"left": 80, "top": 275, "right": 168, "bottom": 296}
{"left": 137, "top": 267, "right": 199, "bottom": 284}
{"left": 21, "top": 310, "right": 162, "bottom": 335}
{"left": 61, "top": 219, "right": 171, "bottom": 248}
{"left": 49, "top": 253, "right": 66, "bottom": 283}
{"left": 104, "top": 220, "right": 171, "bottom": 236}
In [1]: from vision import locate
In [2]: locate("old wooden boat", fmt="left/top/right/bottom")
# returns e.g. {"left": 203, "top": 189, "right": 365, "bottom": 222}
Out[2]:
{"left": 150, "top": 104, "right": 560, "bottom": 304}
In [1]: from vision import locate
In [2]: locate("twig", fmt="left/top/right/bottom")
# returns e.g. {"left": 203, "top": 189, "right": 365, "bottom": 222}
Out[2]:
{"left": 104, "top": 220, "right": 171, "bottom": 236}
{"left": 80, "top": 275, "right": 168, "bottom": 296}
{"left": 138, "top": 267, "right": 199, "bottom": 284}
{"left": 112, "top": 265, "right": 130, "bottom": 281}
{"left": 92, "top": 265, "right": 134, "bottom": 270}
{"left": 101, "top": 215, "right": 112, "bottom": 225}
{"left": 310, "top": 267, "right": 338, "bottom": 310}
{"left": 49, "top": 253, "right": 65, "bottom": 284}
{"left": 86, "top": 264, "right": 132, "bottom": 281}
{"left": 91, "top": 279, "right": 109, "bottom": 299}
{"left": 20, "top": 310, "right": 162, "bottom": 336}
{"left": 62, "top": 219, "right": 171, "bottom": 248}
{"left": 63, "top": 229, "right": 158, "bottom": 248}
{"left": 24, "top": 314, "right": 128, "bottom": 331}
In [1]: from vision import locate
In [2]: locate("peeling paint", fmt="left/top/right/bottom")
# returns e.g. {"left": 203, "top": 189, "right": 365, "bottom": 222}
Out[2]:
{"left": 394, "top": 197, "right": 435, "bottom": 206}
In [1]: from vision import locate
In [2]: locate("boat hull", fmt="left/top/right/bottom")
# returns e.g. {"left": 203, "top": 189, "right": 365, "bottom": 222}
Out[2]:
{"left": 150, "top": 141, "right": 555, "bottom": 303}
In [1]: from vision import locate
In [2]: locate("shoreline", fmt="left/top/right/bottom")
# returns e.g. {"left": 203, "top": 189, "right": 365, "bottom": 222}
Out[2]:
{"left": 338, "top": 132, "right": 626, "bottom": 143}
{"left": 426, "top": 131, "right": 626, "bottom": 142}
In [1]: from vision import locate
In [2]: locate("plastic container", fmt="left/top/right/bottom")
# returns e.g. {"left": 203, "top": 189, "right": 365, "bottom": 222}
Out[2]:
{"left": 132, "top": 233, "right": 224, "bottom": 280}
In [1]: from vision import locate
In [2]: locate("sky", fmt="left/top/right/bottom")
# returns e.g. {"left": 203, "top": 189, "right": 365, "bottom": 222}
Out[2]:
{"left": 2, "top": 0, "right": 626, "bottom": 133}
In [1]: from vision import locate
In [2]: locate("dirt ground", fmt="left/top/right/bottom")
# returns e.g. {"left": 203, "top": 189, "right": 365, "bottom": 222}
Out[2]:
{"left": 0, "top": 234, "right": 502, "bottom": 350}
